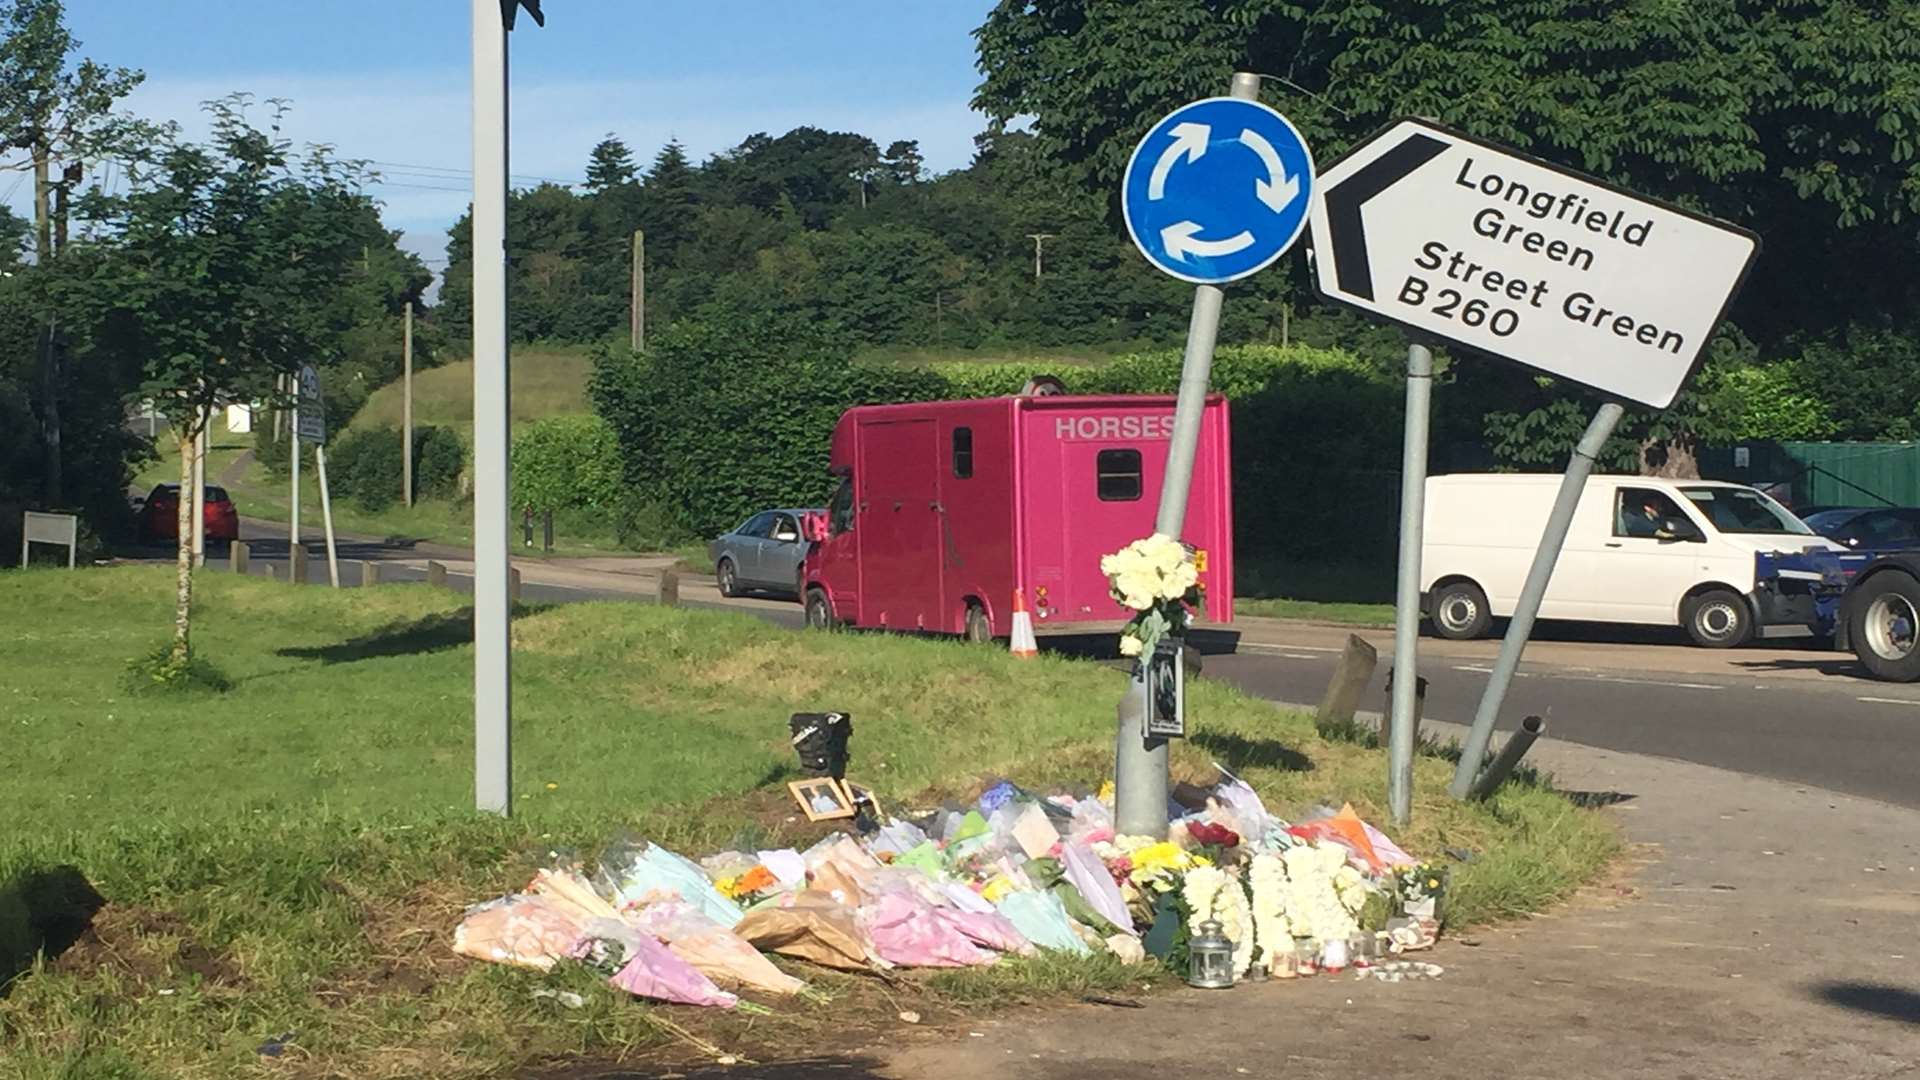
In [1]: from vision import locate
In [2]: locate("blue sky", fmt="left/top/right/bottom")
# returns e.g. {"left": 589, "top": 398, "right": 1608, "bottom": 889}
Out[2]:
{"left": 29, "top": 0, "right": 997, "bottom": 275}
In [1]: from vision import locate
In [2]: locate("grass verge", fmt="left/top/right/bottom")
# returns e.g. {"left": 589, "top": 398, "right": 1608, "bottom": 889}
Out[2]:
{"left": 0, "top": 567, "right": 1617, "bottom": 1077}
{"left": 344, "top": 348, "right": 597, "bottom": 441}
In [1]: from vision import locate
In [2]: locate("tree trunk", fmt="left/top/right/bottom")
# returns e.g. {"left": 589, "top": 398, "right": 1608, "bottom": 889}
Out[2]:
{"left": 1639, "top": 436, "right": 1701, "bottom": 479}
{"left": 172, "top": 424, "right": 197, "bottom": 667}
{"left": 34, "top": 149, "right": 61, "bottom": 507}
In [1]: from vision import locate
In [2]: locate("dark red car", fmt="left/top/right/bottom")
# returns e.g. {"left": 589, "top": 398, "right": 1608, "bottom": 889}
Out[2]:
{"left": 138, "top": 483, "right": 240, "bottom": 546}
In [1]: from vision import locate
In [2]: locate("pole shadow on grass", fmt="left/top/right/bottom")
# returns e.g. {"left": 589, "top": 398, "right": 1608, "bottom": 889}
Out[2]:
{"left": 1191, "top": 730, "right": 1313, "bottom": 773}
{"left": 0, "top": 866, "right": 105, "bottom": 995}
{"left": 1811, "top": 981, "right": 1920, "bottom": 1024}
{"left": 276, "top": 609, "right": 476, "bottom": 664}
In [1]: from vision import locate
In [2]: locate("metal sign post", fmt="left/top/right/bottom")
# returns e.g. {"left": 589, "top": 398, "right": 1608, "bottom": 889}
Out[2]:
{"left": 403, "top": 300, "right": 414, "bottom": 507}
{"left": 295, "top": 365, "right": 339, "bottom": 587}
{"left": 1113, "top": 72, "right": 1317, "bottom": 837}
{"left": 1308, "top": 118, "right": 1759, "bottom": 800}
{"left": 470, "top": 0, "right": 528, "bottom": 816}
{"left": 1386, "top": 342, "right": 1433, "bottom": 826}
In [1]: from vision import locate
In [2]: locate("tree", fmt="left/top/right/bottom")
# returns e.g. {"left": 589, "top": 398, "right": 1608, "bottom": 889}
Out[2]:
{"left": 70, "top": 98, "right": 374, "bottom": 669}
{"left": 0, "top": 0, "right": 150, "bottom": 506}
{"left": 974, "top": 0, "right": 1920, "bottom": 352}
{"left": 584, "top": 133, "right": 636, "bottom": 191}
{"left": 638, "top": 138, "right": 700, "bottom": 264}
{"left": 881, "top": 139, "right": 924, "bottom": 185}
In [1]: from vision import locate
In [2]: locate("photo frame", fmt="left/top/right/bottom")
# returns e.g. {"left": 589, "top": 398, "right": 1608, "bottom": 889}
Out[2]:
{"left": 837, "top": 780, "right": 880, "bottom": 820}
{"left": 789, "top": 778, "right": 854, "bottom": 822}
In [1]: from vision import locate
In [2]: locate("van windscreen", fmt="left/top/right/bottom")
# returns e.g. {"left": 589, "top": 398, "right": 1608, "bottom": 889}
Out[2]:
{"left": 1680, "top": 486, "right": 1812, "bottom": 535}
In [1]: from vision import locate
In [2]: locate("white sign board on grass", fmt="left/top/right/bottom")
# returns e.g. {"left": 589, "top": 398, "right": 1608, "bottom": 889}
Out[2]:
{"left": 1308, "top": 119, "right": 1760, "bottom": 408}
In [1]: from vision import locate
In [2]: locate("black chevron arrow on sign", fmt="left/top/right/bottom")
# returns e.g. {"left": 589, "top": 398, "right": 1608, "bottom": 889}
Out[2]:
{"left": 1324, "top": 133, "right": 1449, "bottom": 301}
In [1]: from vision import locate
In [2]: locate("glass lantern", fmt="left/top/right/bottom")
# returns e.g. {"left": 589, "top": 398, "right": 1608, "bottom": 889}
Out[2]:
{"left": 1186, "top": 918, "right": 1236, "bottom": 989}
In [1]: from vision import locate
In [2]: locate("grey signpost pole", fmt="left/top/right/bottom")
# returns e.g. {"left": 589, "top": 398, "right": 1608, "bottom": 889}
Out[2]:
{"left": 1387, "top": 342, "right": 1433, "bottom": 826}
{"left": 402, "top": 300, "right": 413, "bottom": 507}
{"left": 289, "top": 396, "right": 300, "bottom": 552}
{"left": 1114, "top": 70, "right": 1260, "bottom": 840}
{"left": 472, "top": 0, "right": 512, "bottom": 815}
{"left": 1448, "top": 401, "right": 1624, "bottom": 798}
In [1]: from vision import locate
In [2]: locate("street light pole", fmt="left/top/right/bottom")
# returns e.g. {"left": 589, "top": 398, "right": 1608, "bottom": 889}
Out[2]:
{"left": 472, "top": 0, "right": 517, "bottom": 816}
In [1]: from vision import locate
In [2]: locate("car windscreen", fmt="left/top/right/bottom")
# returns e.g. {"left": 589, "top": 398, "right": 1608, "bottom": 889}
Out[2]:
{"left": 205, "top": 486, "right": 230, "bottom": 503}
{"left": 1679, "top": 486, "right": 1813, "bottom": 535}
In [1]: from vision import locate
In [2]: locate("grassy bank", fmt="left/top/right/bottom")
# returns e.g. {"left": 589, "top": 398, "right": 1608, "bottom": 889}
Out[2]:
{"left": 345, "top": 348, "right": 596, "bottom": 440}
{"left": 0, "top": 568, "right": 1615, "bottom": 1077}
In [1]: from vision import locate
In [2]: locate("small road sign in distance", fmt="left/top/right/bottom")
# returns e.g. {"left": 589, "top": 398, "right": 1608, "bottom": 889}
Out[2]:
{"left": 1122, "top": 96, "right": 1316, "bottom": 285}
{"left": 1308, "top": 119, "right": 1758, "bottom": 408}
{"left": 296, "top": 364, "right": 326, "bottom": 443}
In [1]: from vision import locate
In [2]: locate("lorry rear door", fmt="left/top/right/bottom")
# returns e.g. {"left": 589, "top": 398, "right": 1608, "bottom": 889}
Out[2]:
{"left": 859, "top": 419, "right": 944, "bottom": 627}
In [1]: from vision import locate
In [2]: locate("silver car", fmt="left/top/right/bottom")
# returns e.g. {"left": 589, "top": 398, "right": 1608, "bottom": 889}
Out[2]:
{"left": 709, "top": 508, "right": 821, "bottom": 598}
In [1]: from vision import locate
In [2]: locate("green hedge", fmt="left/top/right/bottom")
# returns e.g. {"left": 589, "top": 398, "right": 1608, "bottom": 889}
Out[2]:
{"left": 592, "top": 313, "right": 1404, "bottom": 564}
{"left": 325, "top": 426, "right": 464, "bottom": 510}
{"left": 510, "top": 415, "right": 625, "bottom": 514}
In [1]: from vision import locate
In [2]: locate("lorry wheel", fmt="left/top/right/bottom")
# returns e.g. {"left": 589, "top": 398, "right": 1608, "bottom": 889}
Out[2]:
{"left": 1430, "top": 581, "right": 1491, "bottom": 640}
{"left": 804, "top": 587, "right": 839, "bottom": 631}
{"left": 963, "top": 603, "right": 993, "bottom": 644}
{"left": 1849, "top": 571, "right": 1920, "bottom": 681}
{"left": 1683, "top": 588, "right": 1751, "bottom": 648}
{"left": 717, "top": 558, "right": 739, "bottom": 598}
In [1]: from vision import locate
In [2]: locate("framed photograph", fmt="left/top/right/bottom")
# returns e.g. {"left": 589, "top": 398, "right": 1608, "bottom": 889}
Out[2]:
{"left": 837, "top": 780, "right": 880, "bottom": 819}
{"left": 789, "top": 778, "right": 854, "bottom": 822}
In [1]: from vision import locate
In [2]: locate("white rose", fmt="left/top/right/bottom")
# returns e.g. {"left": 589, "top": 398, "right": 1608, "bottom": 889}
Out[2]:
{"left": 1118, "top": 635, "right": 1143, "bottom": 657}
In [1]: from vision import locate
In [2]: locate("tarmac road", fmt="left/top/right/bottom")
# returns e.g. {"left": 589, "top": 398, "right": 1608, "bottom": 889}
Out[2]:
{"left": 143, "top": 518, "right": 1920, "bottom": 809}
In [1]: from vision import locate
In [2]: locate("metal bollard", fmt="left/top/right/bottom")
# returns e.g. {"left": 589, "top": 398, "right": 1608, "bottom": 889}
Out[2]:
{"left": 658, "top": 568, "right": 679, "bottom": 608}
{"left": 427, "top": 560, "right": 448, "bottom": 589}
{"left": 1468, "top": 715, "right": 1548, "bottom": 800}
{"left": 231, "top": 540, "right": 250, "bottom": 575}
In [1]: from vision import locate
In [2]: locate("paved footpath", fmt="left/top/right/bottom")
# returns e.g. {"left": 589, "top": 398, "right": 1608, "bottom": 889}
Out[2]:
{"left": 616, "top": 730, "right": 1920, "bottom": 1080}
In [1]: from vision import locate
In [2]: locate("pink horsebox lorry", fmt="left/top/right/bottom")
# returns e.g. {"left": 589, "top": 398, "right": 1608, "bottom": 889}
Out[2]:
{"left": 799, "top": 387, "right": 1235, "bottom": 639}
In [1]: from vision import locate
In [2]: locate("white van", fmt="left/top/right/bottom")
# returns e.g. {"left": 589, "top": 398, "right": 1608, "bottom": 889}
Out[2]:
{"left": 1421, "top": 474, "right": 1843, "bottom": 648}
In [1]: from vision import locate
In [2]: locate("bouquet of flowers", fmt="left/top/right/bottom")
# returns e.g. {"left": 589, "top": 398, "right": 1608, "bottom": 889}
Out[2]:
{"left": 1100, "top": 533, "right": 1201, "bottom": 658}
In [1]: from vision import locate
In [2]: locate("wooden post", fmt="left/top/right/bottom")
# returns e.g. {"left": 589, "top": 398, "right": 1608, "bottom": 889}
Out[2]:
{"left": 658, "top": 568, "right": 680, "bottom": 608}
{"left": 630, "top": 229, "right": 645, "bottom": 351}
{"left": 361, "top": 560, "right": 381, "bottom": 587}
{"left": 230, "top": 540, "right": 250, "bottom": 575}
{"left": 1315, "top": 633, "right": 1379, "bottom": 729}
{"left": 290, "top": 543, "right": 310, "bottom": 585}
{"left": 509, "top": 565, "right": 522, "bottom": 604}
{"left": 426, "top": 560, "right": 448, "bottom": 589}
{"left": 402, "top": 300, "right": 414, "bottom": 507}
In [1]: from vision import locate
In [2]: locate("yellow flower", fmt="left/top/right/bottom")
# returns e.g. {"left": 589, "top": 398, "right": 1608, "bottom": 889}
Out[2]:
{"left": 545, "top": 782, "right": 558, "bottom": 791}
{"left": 1427, "top": 878, "right": 1440, "bottom": 890}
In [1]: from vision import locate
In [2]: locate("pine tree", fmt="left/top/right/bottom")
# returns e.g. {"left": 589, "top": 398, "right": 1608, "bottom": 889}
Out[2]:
{"left": 639, "top": 139, "right": 699, "bottom": 263}
{"left": 584, "top": 133, "right": 635, "bottom": 191}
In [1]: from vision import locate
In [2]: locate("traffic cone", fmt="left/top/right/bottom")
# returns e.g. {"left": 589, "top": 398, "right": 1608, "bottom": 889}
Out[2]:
{"left": 1010, "top": 588, "right": 1038, "bottom": 658}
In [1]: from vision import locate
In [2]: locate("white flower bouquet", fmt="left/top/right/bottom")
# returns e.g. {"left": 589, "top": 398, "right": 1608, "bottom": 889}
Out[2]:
{"left": 1100, "top": 533, "right": 1201, "bottom": 658}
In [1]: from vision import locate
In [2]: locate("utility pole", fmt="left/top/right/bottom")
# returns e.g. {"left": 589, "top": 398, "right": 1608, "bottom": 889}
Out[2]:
{"left": 402, "top": 301, "right": 414, "bottom": 506}
{"left": 1027, "top": 232, "right": 1055, "bottom": 281}
{"left": 33, "top": 142, "right": 61, "bottom": 507}
{"left": 630, "top": 229, "right": 645, "bottom": 351}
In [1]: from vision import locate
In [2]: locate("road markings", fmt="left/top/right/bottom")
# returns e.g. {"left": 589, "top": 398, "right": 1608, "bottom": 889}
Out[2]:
{"left": 1453, "top": 664, "right": 1718, "bottom": 690}
{"left": 1239, "top": 642, "right": 1343, "bottom": 656}
{"left": 1857, "top": 696, "right": 1920, "bottom": 707}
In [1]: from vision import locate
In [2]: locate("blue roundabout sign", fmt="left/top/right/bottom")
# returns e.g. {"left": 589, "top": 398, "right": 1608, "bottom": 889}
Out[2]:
{"left": 1121, "top": 97, "right": 1317, "bottom": 285}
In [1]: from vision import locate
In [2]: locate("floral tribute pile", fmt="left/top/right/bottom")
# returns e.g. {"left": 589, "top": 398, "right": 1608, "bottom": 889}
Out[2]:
{"left": 452, "top": 770, "right": 1448, "bottom": 1007}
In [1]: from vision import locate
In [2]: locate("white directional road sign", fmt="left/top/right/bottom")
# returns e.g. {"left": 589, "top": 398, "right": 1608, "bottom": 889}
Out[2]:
{"left": 295, "top": 364, "right": 326, "bottom": 443}
{"left": 1122, "top": 97, "right": 1316, "bottom": 285}
{"left": 1308, "top": 119, "right": 1759, "bottom": 409}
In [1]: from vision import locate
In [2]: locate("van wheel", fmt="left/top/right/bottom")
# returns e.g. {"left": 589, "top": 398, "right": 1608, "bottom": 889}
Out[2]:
{"left": 1430, "top": 581, "right": 1491, "bottom": 640}
{"left": 963, "top": 603, "right": 993, "bottom": 644}
{"left": 1683, "top": 588, "right": 1752, "bottom": 648}
{"left": 717, "top": 558, "right": 739, "bottom": 598}
{"left": 804, "top": 588, "right": 839, "bottom": 631}
{"left": 1848, "top": 571, "right": 1920, "bottom": 681}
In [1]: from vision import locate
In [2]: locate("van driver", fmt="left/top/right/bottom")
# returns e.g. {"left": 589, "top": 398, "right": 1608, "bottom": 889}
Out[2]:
{"left": 1625, "top": 495, "right": 1678, "bottom": 540}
